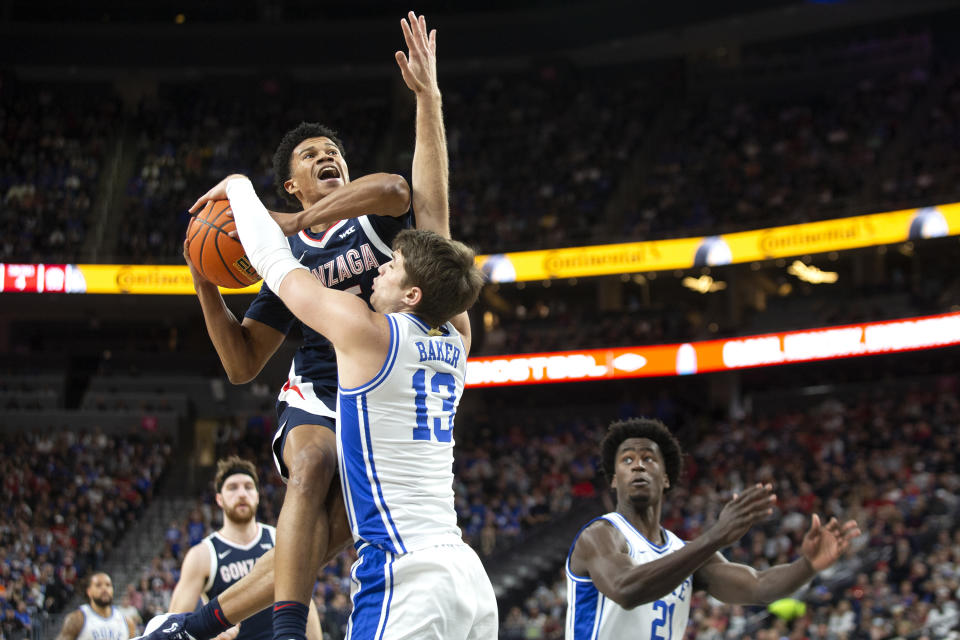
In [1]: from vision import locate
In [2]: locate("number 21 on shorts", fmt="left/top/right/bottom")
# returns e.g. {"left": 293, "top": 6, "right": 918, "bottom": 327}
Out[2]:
{"left": 411, "top": 369, "right": 458, "bottom": 442}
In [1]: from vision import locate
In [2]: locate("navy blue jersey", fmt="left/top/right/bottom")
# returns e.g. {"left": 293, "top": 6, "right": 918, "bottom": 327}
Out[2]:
{"left": 245, "top": 214, "right": 410, "bottom": 418}
{"left": 202, "top": 524, "right": 276, "bottom": 640}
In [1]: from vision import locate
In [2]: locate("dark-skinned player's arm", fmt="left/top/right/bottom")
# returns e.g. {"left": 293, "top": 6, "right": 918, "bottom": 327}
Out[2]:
{"left": 190, "top": 173, "right": 410, "bottom": 239}
{"left": 695, "top": 514, "right": 861, "bottom": 605}
{"left": 181, "top": 221, "right": 285, "bottom": 385}
{"left": 570, "top": 484, "right": 777, "bottom": 610}
{"left": 224, "top": 176, "right": 390, "bottom": 384}
{"left": 55, "top": 610, "right": 84, "bottom": 640}
{"left": 397, "top": 12, "right": 449, "bottom": 239}
{"left": 269, "top": 173, "right": 410, "bottom": 236}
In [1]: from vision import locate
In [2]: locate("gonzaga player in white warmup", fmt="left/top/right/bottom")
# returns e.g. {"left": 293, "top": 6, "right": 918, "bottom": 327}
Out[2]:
{"left": 218, "top": 172, "right": 495, "bottom": 639}
{"left": 566, "top": 418, "right": 861, "bottom": 640}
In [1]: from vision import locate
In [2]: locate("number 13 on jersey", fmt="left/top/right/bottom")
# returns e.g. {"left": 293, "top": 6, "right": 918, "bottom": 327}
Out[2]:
{"left": 411, "top": 369, "right": 458, "bottom": 442}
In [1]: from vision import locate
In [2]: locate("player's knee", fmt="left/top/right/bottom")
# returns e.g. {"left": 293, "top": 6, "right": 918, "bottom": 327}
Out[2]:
{"left": 287, "top": 439, "right": 337, "bottom": 494}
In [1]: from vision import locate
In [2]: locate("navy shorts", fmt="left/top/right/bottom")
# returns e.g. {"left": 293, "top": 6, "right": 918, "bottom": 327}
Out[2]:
{"left": 271, "top": 401, "right": 336, "bottom": 481}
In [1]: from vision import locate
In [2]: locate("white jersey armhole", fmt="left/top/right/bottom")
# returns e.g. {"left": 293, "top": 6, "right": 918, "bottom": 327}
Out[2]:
{"left": 202, "top": 537, "right": 217, "bottom": 595}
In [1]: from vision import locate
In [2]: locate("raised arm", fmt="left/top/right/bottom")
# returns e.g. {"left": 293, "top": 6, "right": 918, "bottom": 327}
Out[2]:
{"left": 696, "top": 514, "right": 861, "bottom": 605}
{"left": 55, "top": 610, "right": 84, "bottom": 640}
{"left": 271, "top": 173, "right": 410, "bottom": 236}
{"left": 168, "top": 544, "right": 211, "bottom": 613}
{"left": 570, "top": 484, "right": 777, "bottom": 609}
{"left": 396, "top": 12, "right": 449, "bottom": 238}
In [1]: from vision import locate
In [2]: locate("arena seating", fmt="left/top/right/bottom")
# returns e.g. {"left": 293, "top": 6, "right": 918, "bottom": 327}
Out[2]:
{"left": 0, "top": 430, "right": 171, "bottom": 638}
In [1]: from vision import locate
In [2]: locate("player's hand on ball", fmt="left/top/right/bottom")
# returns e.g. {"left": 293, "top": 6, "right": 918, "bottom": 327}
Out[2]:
{"left": 801, "top": 514, "right": 861, "bottom": 571}
{"left": 395, "top": 12, "right": 439, "bottom": 97}
{"left": 189, "top": 174, "right": 249, "bottom": 214}
{"left": 183, "top": 238, "right": 212, "bottom": 285}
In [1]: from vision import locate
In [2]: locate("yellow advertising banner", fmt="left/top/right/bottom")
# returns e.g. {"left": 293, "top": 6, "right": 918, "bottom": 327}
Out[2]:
{"left": 477, "top": 202, "right": 960, "bottom": 283}
{"left": 3, "top": 203, "right": 959, "bottom": 293}
{"left": 77, "top": 265, "right": 260, "bottom": 295}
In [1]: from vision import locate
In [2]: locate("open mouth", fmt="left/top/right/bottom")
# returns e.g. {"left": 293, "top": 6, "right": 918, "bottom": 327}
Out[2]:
{"left": 318, "top": 165, "right": 342, "bottom": 181}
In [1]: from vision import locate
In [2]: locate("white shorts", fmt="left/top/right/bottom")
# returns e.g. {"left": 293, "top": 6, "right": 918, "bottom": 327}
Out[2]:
{"left": 347, "top": 542, "right": 498, "bottom": 640}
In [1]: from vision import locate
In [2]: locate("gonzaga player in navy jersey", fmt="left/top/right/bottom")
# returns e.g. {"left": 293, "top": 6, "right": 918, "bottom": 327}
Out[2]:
{"left": 56, "top": 573, "right": 135, "bottom": 640}
{"left": 565, "top": 418, "right": 861, "bottom": 640}
{"left": 143, "top": 15, "right": 458, "bottom": 640}
{"left": 166, "top": 458, "right": 320, "bottom": 640}
{"left": 219, "top": 165, "right": 494, "bottom": 637}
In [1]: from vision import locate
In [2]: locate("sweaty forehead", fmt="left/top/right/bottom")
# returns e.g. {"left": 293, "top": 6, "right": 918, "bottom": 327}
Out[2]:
{"left": 617, "top": 437, "right": 662, "bottom": 457}
{"left": 293, "top": 136, "right": 337, "bottom": 156}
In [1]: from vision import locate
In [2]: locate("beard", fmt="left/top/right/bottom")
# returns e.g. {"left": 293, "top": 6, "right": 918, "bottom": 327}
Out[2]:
{"left": 223, "top": 502, "right": 256, "bottom": 525}
{"left": 92, "top": 594, "right": 112, "bottom": 608}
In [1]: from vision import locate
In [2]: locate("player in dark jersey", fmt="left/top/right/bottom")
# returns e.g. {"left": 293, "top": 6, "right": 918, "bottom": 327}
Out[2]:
{"left": 140, "top": 13, "right": 452, "bottom": 640}
{"left": 166, "top": 458, "right": 320, "bottom": 640}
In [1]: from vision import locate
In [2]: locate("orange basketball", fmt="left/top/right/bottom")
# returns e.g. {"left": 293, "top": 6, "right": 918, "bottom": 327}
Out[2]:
{"left": 186, "top": 200, "right": 262, "bottom": 289}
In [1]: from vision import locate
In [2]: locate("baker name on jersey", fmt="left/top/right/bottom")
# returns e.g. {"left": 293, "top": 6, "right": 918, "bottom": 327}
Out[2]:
{"left": 415, "top": 340, "right": 461, "bottom": 367}
{"left": 219, "top": 558, "right": 257, "bottom": 583}
{"left": 311, "top": 244, "right": 381, "bottom": 287}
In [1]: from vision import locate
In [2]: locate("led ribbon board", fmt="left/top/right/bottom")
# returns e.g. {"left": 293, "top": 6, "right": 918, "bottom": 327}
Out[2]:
{"left": 2, "top": 202, "right": 958, "bottom": 293}
{"left": 465, "top": 312, "right": 960, "bottom": 387}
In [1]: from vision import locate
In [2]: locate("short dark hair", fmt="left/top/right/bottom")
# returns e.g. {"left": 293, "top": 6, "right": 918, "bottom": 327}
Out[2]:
{"left": 272, "top": 122, "right": 345, "bottom": 205}
{"left": 600, "top": 418, "right": 683, "bottom": 491}
{"left": 393, "top": 229, "right": 485, "bottom": 328}
{"left": 214, "top": 456, "right": 259, "bottom": 494}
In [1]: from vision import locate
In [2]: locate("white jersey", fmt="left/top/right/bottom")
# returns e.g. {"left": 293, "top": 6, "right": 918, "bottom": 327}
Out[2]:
{"left": 565, "top": 513, "right": 691, "bottom": 640}
{"left": 77, "top": 605, "right": 129, "bottom": 640}
{"left": 336, "top": 312, "right": 465, "bottom": 554}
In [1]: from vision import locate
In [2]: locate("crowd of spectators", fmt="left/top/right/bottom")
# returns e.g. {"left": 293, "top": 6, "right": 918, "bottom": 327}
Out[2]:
{"left": 502, "top": 376, "right": 960, "bottom": 639}
{"left": 5, "top": 34, "right": 960, "bottom": 264}
{"left": 0, "top": 429, "right": 171, "bottom": 640}
{"left": 0, "top": 75, "right": 119, "bottom": 263}
{"left": 118, "top": 81, "right": 390, "bottom": 262}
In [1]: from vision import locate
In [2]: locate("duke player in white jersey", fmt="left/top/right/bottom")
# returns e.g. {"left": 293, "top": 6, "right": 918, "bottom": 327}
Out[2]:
{"left": 142, "top": 14, "right": 455, "bottom": 640}
{"left": 566, "top": 418, "right": 862, "bottom": 640}
{"left": 218, "top": 168, "right": 495, "bottom": 637}
{"left": 165, "top": 458, "right": 321, "bottom": 640}
{"left": 56, "top": 573, "right": 135, "bottom": 640}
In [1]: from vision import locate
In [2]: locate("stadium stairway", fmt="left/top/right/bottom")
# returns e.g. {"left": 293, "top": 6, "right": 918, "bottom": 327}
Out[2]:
{"left": 484, "top": 496, "right": 606, "bottom": 616}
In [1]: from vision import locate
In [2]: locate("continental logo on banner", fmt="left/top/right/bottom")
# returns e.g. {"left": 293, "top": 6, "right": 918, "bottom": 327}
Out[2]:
{"left": 477, "top": 202, "right": 960, "bottom": 283}
{"left": 78, "top": 265, "right": 260, "bottom": 295}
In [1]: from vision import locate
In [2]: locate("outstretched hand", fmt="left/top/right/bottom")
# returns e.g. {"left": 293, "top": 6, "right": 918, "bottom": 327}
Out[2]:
{"left": 395, "top": 12, "right": 439, "bottom": 97}
{"left": 801, "top": 515, "right": 861, "bottom": 571}
{"left": 710, "top": 483, "right": 777, "bottom": 548}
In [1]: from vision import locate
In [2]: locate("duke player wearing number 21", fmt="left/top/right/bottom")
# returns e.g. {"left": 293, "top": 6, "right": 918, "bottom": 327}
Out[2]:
{"left": 164, "top": 458, "right": 321, "bottom": 640}
{"left": 56, "top": 573, "right": 136, "bottom": 640}
{"left": 566, "top": 418, "right": 862, "bottom": 640}
{"left": 150, "top": 14, "right": 453, "bottom": 640}
{"left": 221, "top": 169, "right": 495, "bottom": 637}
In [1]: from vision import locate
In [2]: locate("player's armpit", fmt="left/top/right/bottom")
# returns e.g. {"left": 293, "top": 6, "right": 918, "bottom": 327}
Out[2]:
{"left": 449, "top": 311, "right": 472, "bottom": 356}
{"left": 56, "top": 610, "right": 85, "bottom": 640}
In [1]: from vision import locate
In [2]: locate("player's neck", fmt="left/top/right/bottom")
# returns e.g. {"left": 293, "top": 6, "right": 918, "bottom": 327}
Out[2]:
{"left": 218, "top": 518, "right": 260, "bottom": 545}
{"left": 89, "top": 603, "right": 112, "bottom": 618}
{"left": 617, "top": 500, "right": 664, "bottom": 545}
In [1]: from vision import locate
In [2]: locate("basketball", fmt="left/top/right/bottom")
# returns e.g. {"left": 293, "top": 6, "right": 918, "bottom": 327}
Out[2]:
{"left": 186, "top": 200, "right": 262, "bottom": 288}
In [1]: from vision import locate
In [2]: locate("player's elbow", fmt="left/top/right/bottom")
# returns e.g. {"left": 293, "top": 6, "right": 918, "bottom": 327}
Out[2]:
{"left": 382, "top": 174, "right": 411, "bottom": 215}
{"left": 225, "top": 366, "right": 256, "bottom": 385}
